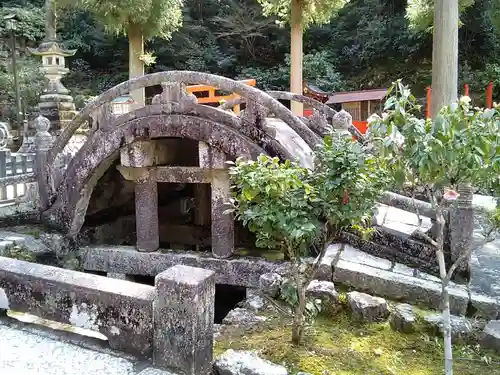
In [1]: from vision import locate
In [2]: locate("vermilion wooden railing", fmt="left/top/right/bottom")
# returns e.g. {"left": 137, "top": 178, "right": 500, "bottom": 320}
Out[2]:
{"left": 185, "top": 79, "right": 256, "bottom": 114}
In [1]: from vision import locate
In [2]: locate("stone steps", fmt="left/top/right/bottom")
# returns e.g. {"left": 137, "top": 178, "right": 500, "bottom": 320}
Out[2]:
{"left": 317, "top": 243, "right": 500, "bottom": 318}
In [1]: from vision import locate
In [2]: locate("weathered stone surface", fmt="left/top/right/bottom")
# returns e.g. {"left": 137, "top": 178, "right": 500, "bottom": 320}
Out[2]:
{"left": 333, "top": 259, "right": 469, "bottom": 315}
{"left": 241, "top": 293, "right": 266, "bottom": 313}
{"left": 347, "top": 291, "right": 389, "bottom": 322}
{"left": 469, "top": 237, "right": 500, "bottom": 299}
{"left": 259, "top": 273, "right": 282, "bottom": 298}
{"left": 135, "top": 175, "right": 159, "bottom": 252}
{"left": 480, "top": 320, "right": 500, "bottom": 352}
{"left": 0, "top": 230, "right": 51, "bottom": 256}
{"left": 424, "top": 314, "right": 479, "bottom": 343}
{"left": 314, "top": 243, "right": 343, "bottom": 281}
{"left": 82, "top": 246, "right": 281, "bottom": 288}
{"left": 263, "top": 118, "right": 313, "bottom": 169}
{"left": 390, "top": 303, "right": 417, "bottom": 333}
{"left": 470, "top": 292, "right": 500, "bottom": 320}
{"left": 153, "top": 265, "right": 215, "bottom": 375}
{"left": 214, "top": 350, "right": 288, "bottom": 375}
{"left": 40, "top": 232, "right": 67, "bottom": 256}
{"left": 340, "top": 227, "right": 439, "bottom": 276}
{"left": 0, "top": 256, "right": 155, "bottom": 357}
{"left": 0, "top": 319, "right": 180, "bottom": 375}
{"left": 0, "top": 287, "right": 8, "bottom": 313}
{"left": 449, "top": 184, "right": 474, "bottom": 270}
{"left": 340, "top": 245, "right": 392, "bottom": 270}
{"left": 306, "top": 280, "right": 339, "bottom": 306}
{"left": 392, "top": 263, "right": 415, "bottom": 277}
{"left": 222, "top": 308, "right": 266, "bottom": 326}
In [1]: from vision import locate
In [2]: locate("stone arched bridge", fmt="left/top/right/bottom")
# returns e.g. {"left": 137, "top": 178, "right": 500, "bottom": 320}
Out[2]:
{"left": 36, "top": 71, "right": 361, "bottom": 258}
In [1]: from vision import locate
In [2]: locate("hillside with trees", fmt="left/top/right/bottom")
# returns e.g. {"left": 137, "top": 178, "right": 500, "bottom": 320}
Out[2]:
{"left": 1, "top": 0, "right": 500, "bottom": 121}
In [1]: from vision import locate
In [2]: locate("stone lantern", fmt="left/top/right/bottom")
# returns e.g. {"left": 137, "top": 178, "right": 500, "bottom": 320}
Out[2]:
{"left": 28, "top": 41, "right": 77, "bottom": 135}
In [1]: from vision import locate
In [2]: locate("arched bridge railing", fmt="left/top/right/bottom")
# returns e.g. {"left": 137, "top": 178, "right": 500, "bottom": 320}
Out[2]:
{"left": 46, "top": 71, "right": 321, "bottom": 170}
{"left": 219, "top": 90, "right": 364, "bottom": 142}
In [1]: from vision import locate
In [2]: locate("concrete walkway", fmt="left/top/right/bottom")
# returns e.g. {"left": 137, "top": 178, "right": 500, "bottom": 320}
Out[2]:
{"left": 0, "top": 318, "right": 175, "bottom": 375}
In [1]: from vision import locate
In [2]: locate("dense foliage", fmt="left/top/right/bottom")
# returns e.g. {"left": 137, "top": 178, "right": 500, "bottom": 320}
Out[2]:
{"left": 368, "top": 80, "right": 499, "bottom": 374}
{"left": 368, "top": 80, "right": 499, "bottom": 196}
{"left": 228, "top": 134, "right": 389, "bottom": 344}
{"left": 2, "top": 0, "right": 500, "bottom": 120}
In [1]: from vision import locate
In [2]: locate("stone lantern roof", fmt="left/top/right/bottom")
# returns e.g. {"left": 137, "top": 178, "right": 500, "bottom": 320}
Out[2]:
{"left": 27, "top": 41, "right": 77, "bottom": 57}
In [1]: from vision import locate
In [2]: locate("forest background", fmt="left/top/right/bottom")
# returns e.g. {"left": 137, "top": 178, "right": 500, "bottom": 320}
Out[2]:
{"left": 1, "top": 0, "right": 499, "bottom": 122}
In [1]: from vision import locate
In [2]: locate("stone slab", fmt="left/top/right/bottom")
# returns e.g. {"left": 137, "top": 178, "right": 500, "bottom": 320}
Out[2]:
{"left": 339, "top": 245, "right": 392, "bottom": 270}
{"left": 82, "top": 246, "right": 282, "bottom": 288}
{"left": 470, "top": 292, "right": 500, "bottom": 320}
{"left": 481, "top": 320, "right": 500, "bottom": 352}
{"left": 392, "top": 263, "right": 415, "bottom": 277}
{"left": 314, "top": 243, "right": 343, "bottom": 281}
{"left": 469, "top": 237, "right": 500, "bottom": 298}
{"left": 0, "top": 319, "right": 179, "bottom": 375}
{"left": 333, "top": 259, "right": 469, "bottom": 315}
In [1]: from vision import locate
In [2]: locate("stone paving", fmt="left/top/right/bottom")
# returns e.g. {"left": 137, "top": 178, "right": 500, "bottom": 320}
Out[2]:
{"left": 0, "top": 318, "right": 176, "bottom": 375}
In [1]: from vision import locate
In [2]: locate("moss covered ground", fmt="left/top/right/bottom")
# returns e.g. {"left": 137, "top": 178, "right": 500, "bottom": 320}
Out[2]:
{"left": 214, "top": 307, "right": 500, "bottom": 375}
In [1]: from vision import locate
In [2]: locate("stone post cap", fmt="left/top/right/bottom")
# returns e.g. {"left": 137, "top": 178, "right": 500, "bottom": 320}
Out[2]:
{"left": 35, "top": 115, "right": 51, "bottom": 133}
{"left": 155, "top": 265, "right": 215, "bottom": 286}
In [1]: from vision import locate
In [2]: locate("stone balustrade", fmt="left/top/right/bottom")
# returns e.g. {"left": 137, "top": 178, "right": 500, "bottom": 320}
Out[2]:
{"left": 0, "top": 258, "right": 215, "bottom": 375}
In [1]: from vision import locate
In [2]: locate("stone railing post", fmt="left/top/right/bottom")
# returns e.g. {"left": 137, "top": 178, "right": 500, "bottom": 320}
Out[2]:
{"left": 0, "top": 287, "right": 8, "bottom": 317}
{"left": 153, "top": 265, "right": 215, "bottom": 375}
{"left": 449, "top": 184, "right": 474, "bottom": 269}
{"left": 34, "top": 115, "right": 54, "bottom": 210}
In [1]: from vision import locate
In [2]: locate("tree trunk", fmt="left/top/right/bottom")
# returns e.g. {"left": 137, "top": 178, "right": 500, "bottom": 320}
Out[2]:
{"left": 291, "top": 259, "right": 306, "bottom": 345}
{"left": 128, "top": 25, "right": 145, "bottom": 107}
{"left": 292, "top": 281, "right": 306, "bottom": 345}
{"left": 290, "top": 0, "right": 303, "bottom": 116}
{"left": 430, "top": 0, "right": 459, "bottom": 118}
{"left": 441, "top": 282, "right": 453, "bottom": 375}
{"left": 435, "top": 205, "right": 454, "bottom": 375}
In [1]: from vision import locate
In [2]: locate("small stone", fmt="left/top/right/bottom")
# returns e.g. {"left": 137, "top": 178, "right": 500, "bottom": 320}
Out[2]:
{"left": 214, "top": 350, "right": 288, "bottom": 375}
{"left": 373, "top": 348, "right": 383, "bottom": 356}
{"left": 259, "top": 273, "right": 283, "bottom": 298}
{"left": 296, "top": 372, "right": 312, "bottom": 375}
{"left": 390, "top": 304, "right": 417, "bottom": 333}
{"left": 424, "top": 314, "right": 479, "bottom": 343}
{"left": 273, "top": 263, "right": 291, "bottom": 277}
{"left": 242, "top": 295, "right": 266, "bottom": 313}
{"left": 480, "top": 320, "right": 500, "bottom": 352}
{"left": 347, "top": 291, "right": 389, "bottom": 322}
{"left": 222, "top": 308, "right": 267, "bottom": 326}
{"left": 306, "top": 280, "right": 339, "bottom": 306}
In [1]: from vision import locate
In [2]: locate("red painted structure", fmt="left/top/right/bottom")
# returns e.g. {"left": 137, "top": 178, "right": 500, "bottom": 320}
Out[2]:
{"left": 425, "top": 82, "right": 494, "bottom": 118}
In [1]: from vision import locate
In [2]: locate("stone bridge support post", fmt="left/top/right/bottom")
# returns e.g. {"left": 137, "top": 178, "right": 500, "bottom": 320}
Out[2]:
{"left": 198, "top": 142, "right": 234, "bottom": 258}
{"left": 121, "top": 140, "right": 159, "bottom": 252}
{"left": 449, "top": 184, "right": 474, "bottom": 270}
{"left": 153, "top": 265, "right": 215, "bottom": 375}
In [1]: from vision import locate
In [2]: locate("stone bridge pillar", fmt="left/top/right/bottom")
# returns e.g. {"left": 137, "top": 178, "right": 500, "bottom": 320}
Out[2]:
{"left": 198, "top": 142, "right": 234, "bottom": 259}
{"left": 121, "top": 140, "right": 159, "bottom": 252}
